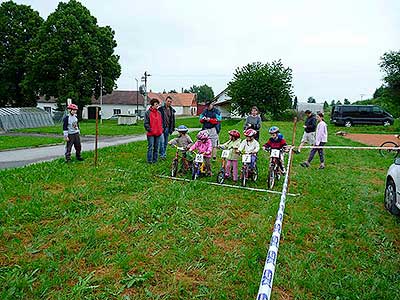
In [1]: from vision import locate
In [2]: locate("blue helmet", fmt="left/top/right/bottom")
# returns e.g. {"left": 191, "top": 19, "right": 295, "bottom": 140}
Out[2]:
{"left": 269, "top": 126, "right": 280, "bottom": 134}
{"left": 176, "top": 125, "right": 188, "bottom": 132}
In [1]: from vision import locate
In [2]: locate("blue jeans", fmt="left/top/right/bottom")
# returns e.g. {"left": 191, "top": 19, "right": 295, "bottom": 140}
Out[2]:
{"left": 159, "top": 131, "right": 170, "bottom": 158}
{"left": 147, "top": 135, "right": 161, "bottom": 163}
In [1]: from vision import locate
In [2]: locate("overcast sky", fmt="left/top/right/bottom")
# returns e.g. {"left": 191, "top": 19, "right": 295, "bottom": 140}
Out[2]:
{"left": 12, "top": 0, "right": 400, "bottom": 103}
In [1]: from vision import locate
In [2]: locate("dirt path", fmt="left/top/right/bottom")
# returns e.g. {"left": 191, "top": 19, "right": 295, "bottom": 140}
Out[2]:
{"left": 342, "top": 133, "right": 399, "bottom": 146}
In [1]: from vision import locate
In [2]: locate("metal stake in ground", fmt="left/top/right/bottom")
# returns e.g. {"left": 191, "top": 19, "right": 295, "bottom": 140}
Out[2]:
{"left": 95, "top": 107, "right": 99, "bottom": 167}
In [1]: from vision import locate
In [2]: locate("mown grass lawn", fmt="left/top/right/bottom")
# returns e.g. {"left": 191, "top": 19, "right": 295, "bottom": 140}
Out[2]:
{"left": 1, "top": 120, "right": 399, "bottom": 299}
{"left": 0, "top": 136, "right": 63, "bottom": 151}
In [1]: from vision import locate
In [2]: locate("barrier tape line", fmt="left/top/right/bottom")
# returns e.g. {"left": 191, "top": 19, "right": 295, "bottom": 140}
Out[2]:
{"left": 298, "top": 145, "right": 399, "bottom": 150}
{"left": 256, "top": 146, "right": 294, "bottom": 300}
{"left": 156, "top": 175, "right": 300, "bottom": 196}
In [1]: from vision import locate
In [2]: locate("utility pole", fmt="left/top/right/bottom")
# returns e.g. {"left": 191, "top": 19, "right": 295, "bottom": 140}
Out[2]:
{"left": 360, "top": 93, "right": 365, "bottom": 101}
{"left": 100, "top": 74, "right": 103, "bottom": 124}
{"left": 141, "top": 71, "right": 151, "bottom": 107}
{"left": 135, "top": 78, "right": 139, "bottom": 116}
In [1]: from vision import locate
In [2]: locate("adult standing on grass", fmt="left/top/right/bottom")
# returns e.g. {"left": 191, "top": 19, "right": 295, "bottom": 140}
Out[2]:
{"left": 294, "top": 109, "right": 317, "bottom": 154}
{"left": 300, "top": 112, "right": 328, "bottom": 169}
{"left": 159, "top": 96, "right": 176, "bottom": 159}
{"left": 200, "top": 101, "right": 222, "bottom": 160}
{"left": 244, "top": 106, "right": 262, "bottom": 141}
{"left": 63, "top": 103, "right": 83, "bottom": 163}
{"left": 144, "top": 98, "right": 163, "bottom": 163}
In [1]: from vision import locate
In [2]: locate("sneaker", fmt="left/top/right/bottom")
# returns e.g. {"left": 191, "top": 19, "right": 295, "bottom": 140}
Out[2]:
{"left": 300, "top": 162, "right": 310, "bottom": 168}
{"left": 65, "top": 159, "right": 71, "bottom": 163}
{"left": 76, "top": 157, "right": 84, "bottom": 161}
{"left": 319, "top": 163, "right": 325, "bottom": 169}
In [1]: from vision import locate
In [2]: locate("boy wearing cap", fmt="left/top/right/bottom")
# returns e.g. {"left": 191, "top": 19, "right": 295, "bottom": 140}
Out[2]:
{"left": 63, "top": 103, "right": 83, "bottom": 163}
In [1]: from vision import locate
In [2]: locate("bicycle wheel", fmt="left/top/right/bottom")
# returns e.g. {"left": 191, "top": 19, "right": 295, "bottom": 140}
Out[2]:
{"left": 192, "top": 164, "right": 198, "bottom": 180}
{"left": 241, "top": 166, "right": 247, "bottom": 187}
{"left": 171, "top": 159, "right": 178, "bottom": 177}
{"left": 217, "top": 170, "right": 225, "bottom": 184}
{"left": 268, "top": 164, "right": 275, "bottom": 189}
{"left": 379, "top": 141, "right": 399, "bottom": 159}
{"left": 252, "top": 165, "right": 258, "bottom": 182}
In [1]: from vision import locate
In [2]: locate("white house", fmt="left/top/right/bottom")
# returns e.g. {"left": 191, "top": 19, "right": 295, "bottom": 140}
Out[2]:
{"left": 213, "top": 88, "right": 241, "bottom": 119}
{"left": 37, "top": 90, "right": 197, "bottom": 119}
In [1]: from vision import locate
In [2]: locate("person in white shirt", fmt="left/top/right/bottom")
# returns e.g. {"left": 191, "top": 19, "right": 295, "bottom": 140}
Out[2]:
{"left": 238, "top": 128, "right": 260, "bottom": 169}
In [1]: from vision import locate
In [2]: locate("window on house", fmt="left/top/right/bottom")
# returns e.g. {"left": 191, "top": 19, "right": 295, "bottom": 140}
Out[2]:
{"left": 113, "top": 109, "right": 121, "bottom": 115}
{"left": 44, "top": 107, "right": 52, "bottom": 114}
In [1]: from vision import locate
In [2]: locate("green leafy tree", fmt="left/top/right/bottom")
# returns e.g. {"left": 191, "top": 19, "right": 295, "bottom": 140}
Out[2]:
{"left": 373, "top": 85, "right": 386, "bottom": 99}
{"left": 336, "top": 100, "right": 342, "bottom": 105}
{"left": 168, "top": 89, "right": 177, "bottom": 93}
{"left": 344, "top": 98, "right": 350, "bottom": 104}
{"left": 0, "top": 1, "right": 43, "bottom": 107}
{"left": 23, "top": 0, "right": 121, "bottom": 118}
{"left": 227, "top": 61, "right": 293, "bottom": 119}
{"left": 330, "top": 100, "right": 336, "bottom": 107}
{"left": 185, "top": 84, "right": 214, "bottom": 103}
{"left": 323, "top": 101, "right": 329, "bottom": 111}
{"left": 379, "top": 51, "right": 400, "bottom": 116}
{"left": 307, "top": 96, "right": 316, "bottom": 103}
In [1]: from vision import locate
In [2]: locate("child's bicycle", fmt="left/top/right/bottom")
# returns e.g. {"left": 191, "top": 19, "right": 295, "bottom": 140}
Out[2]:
{"left": 170, "top": 144, "right": 192, "bottom": 177}
{"left": 265, "top": 148, "right": 286, "bottom": 189}
{"left": 216, "top": 148, "right": 231, "bottom": 184}
{"left": 191, "top": 151, "right": 207, "bottom": 180}
{"left": 379, "top": 134, "right": 400, "bottom": 159}
{"left": 239, "top": 152, "right": 258, "bottom": 187}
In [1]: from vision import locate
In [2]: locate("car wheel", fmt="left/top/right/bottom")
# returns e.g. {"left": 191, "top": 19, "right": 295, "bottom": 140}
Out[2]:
{"left": 383, "top": 120, "right": 391, "bottom": 127}
{"left": 344, "top": 120, "right": 352, "bottom": 127}
{"left": 385, "top": 179, "right": 400, "bottom": 215}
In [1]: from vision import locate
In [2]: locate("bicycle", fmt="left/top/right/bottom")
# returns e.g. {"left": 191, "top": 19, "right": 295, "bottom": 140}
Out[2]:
{"left": 265, "top": 148, "right": 286, "bottom": 189}
{"left": 379, "top": 134, "right": 400, "bottom": 159}
{"left": 216, "top": 148, "right": 231, "bottom": 184}
{"left": 239, "top": 152, "right": 258, "bottom": 187}
{"left": 191, "top": 151, "right": 207, "bottom": 180}
{"left": 170, "top": 144, "right": 192, "bottom": 177}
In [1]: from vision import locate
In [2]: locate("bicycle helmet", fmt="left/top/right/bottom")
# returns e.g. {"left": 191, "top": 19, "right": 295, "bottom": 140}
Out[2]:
{"left": 228, "top": 129, "right": 240, "bottom": 138}
{"left": 197, "top": 130, "right": 209, "bottom": 140}
{"left": 269, "top": 126, "right": 279, "bottom": 134}
{"left": 67, "top": 104, "right": 78, "bottom": 110}
{"left": 176, "top": 125, "right": 188, "bottom": 132}
{"left": 244, "top": 128, "right": 257, "bottom": 137}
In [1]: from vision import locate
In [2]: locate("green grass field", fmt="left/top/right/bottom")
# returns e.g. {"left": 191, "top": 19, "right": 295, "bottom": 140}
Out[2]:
{"left": 1, "top": 120, "right": 399, "bottom": 299}
{"left": 0, "top": 136, "right": 63, "bottom": 151}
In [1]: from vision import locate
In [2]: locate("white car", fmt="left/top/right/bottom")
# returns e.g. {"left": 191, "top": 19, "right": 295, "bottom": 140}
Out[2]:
{"left": 385, "top": 157, "right": 400, "bottom": 215}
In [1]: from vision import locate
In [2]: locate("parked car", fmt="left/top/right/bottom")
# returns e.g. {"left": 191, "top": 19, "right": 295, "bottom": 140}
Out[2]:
{"left": 385, "top": 157, "right": 400, "bottom": 215}
{"left": 331, "top": 105, "right": 394, "bottom": 127}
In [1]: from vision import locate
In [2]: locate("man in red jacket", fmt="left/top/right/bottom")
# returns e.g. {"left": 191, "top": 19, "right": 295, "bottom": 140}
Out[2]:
{"left": 144, "top": 98, "right": 164, "bottom": 163}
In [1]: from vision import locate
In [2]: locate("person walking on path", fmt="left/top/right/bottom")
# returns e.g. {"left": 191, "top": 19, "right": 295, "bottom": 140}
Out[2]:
{"left": 144, "top": 98, "right": 163, "bottom": 163}
{"left": 244, "top": 106, "right": 262, "bottom": 141}
{"left": 159, "top": 96, "right": 176, "bottom": 159}
{"left": 300, "top": 112, "right": 328, "bottom": 169}
{"left": 295, "top": 109, "right": 317, "bottom": 153}
{"left": 63, "top": 103, "right": 83, "bottom": 163}
{"left": 200, "top": 101, "right": 222, "bottom": 160}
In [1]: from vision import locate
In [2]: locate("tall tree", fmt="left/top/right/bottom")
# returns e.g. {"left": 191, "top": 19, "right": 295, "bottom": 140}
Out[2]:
{"left": 330, "top": 100, "right": 336, "bottom": 107}
{"left": 379, "top": 51, "right": 400, "bottom": 114}
{"left": 323, "top": 101, "right": 329, "bottom": 111}
{"left": 227, "top": 60, "right": 293, "bottom": 119}
{"left": 307, "top": 96, "right": 316, "bottom": 103}
{"left": 343, "top": 98, "right": 350, "bottom": 104}
{"left": 0, "top": 1, "right": 43, "bottom": 107}
{"left": 23, "top": 0, "right": 121, "bottom": 117}
{"left": 186, "top": 84, "right": 214, "bottom": 103}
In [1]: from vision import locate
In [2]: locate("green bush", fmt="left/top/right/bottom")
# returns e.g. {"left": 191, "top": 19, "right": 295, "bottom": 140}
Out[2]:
{"left": 273, "top": 109, "right": 297, "bottom": 121}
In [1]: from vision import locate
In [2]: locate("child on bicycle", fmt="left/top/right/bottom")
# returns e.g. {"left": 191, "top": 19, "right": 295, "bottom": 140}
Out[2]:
{"left": 219, "top": 129, "right": 241, "bottom": 182}
{"left": 262, "top": 126, "right": 288, "bottom": 173}
{"left": 168, "top": 125, "right": 193, "bottom": 150}
{"left": 189, "top": 130, "right": 212, "bottom": 176}
{"left": 238, "top": 129, "right": 260, "bottom": 169}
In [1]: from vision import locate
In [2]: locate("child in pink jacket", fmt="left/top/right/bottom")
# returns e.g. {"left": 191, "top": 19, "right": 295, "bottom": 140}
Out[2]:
{"left": 189, "top": 130, "right": 212, "bottom": 176}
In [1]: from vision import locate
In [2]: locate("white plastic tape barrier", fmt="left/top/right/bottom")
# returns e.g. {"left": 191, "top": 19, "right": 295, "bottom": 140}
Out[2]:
{"left": 256, "top": 149, "right": 293, "bottom": 300}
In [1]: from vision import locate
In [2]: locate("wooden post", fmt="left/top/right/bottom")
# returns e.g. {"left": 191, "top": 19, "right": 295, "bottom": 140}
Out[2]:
{"left": 95, "top": 107, "right": 99, "bottom": 167}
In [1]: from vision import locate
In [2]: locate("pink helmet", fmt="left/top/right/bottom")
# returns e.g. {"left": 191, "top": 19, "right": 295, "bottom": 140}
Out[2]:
{"left": 228, "top": 129, "right": 240, "bottom": 139}
{"left": 197, "top": 130, "right": 209, "bottom": 140}
{"left": 67, "top": 104, "right": 78, "bottom": 110}
{"left": 244, "top": 128, "right": 257, "bottom": 137}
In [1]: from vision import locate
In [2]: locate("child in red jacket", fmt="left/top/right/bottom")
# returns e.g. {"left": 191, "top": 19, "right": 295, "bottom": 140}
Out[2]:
{"left": 262, "top": 126, "right": 288, "bottom": 173}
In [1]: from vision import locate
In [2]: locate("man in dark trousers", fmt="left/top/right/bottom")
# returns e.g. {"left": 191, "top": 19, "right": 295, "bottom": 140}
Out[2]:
{"left": 295, "top": 109, "right": 317, "bottom": 153}
{"left": 158, "top": 96, "right": 176, "bottom": 159}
